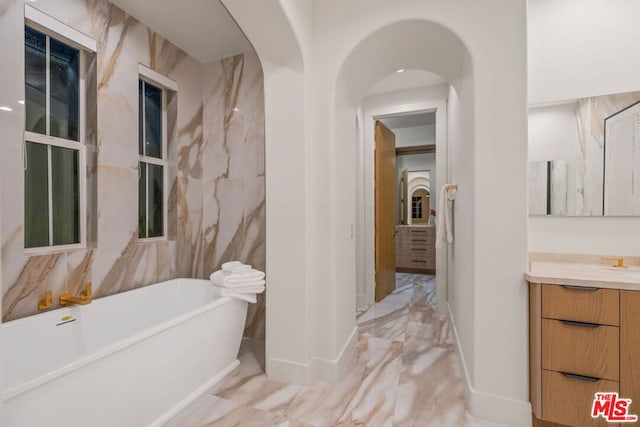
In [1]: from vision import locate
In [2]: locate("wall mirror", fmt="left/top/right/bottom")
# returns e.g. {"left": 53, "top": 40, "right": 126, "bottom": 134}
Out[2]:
{"left": 399, "top": 169, "right": 431, "bottom": 225}
{"left": 528, "top": 90, "right": 640, "bottom": 216}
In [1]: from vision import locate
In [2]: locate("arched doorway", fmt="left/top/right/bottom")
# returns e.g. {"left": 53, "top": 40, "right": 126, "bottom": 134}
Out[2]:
{"left": 221, "top": 2, "right": 529, "bottom": 425}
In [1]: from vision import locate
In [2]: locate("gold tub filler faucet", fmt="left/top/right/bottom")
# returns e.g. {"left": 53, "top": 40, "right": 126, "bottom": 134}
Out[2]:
{"left": 59, "top": 282, "right": 93, "bottom": 306}
{"left": 602, "top": 257, "right": 628, "bottom": 268}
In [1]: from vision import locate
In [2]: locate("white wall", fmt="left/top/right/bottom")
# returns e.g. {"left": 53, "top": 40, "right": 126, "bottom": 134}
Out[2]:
{"left": 394, "top": 124, "right": 436, "bottom": 147}
{"left": 528, "top": 0, "right": 640, "bottom": 256}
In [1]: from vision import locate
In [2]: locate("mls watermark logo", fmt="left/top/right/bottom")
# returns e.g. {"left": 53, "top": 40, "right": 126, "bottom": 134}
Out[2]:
{"left": 592, "top": 392, "right": 638, "bottom": 423}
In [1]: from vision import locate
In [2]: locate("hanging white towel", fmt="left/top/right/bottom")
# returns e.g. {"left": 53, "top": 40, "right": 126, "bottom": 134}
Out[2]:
{"left": 435, "top": 184, "right": 456, "bottom": 248}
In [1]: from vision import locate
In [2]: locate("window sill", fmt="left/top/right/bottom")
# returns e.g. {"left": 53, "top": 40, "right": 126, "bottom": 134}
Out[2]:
{"left": 24, "top": 243, "right": 86, "bottom": 256}
{"left": 138, "top": 236, "right": 168, "bottom": 245}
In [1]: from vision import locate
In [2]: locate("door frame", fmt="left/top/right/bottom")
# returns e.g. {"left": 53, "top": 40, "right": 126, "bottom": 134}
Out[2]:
{"left": 357, "top": 97, "right": 448, "bottom": 315}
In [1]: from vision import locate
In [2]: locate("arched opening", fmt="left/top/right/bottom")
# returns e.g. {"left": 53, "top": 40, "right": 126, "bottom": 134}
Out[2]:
{"left": 331, "top": 19, "right": 474, "bottom": 349}
{"left": 221, "top": 3, "right": 529, "bottom": 425}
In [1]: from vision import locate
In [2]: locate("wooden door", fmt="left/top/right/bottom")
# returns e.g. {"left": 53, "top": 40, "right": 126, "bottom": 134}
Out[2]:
{"left": 375, "top": 121, "right": 396, "bottom": 302}
{"left": 621, "top": 290, "right": 640, "bottom": 415}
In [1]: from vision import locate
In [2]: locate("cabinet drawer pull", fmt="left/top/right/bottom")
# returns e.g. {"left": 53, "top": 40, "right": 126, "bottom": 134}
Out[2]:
{"left": 561, "top": 320, "right": 600, "bottom": 328}
{"left": 411, "top": 260, "right": 427, "bottom": 263}
{"left": 411, "top": 248, "right": 427, "bottom": 252}
{"left": 561, "top": 285, "right": 599, "bottom": 292}
{"left": 411, "top": 239, "right": 427, "bottom": 243}
{"left": 561, "top": 372, "right": 599, "bottom": 382}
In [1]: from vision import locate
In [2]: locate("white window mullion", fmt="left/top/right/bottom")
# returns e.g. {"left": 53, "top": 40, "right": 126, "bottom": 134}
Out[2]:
{"left": 45, "top": 35, "right": 50, "bottom": 136}
{"left": 145, "top": 162, "right": 149, "bottom": 238}
{"left": 138, "top": 155, "right": 165, "bottom": 166}
{"left": 142, "top": 80, "right": 146, "bottom": 157}
{"left": 79, "top": 51, "right": 86, "bottom": 247}
{"left": 47, "top": 144, "right": 53, "bottom": 246}
{"left": 162, "top": 88, "right": 168, "bottom": 237}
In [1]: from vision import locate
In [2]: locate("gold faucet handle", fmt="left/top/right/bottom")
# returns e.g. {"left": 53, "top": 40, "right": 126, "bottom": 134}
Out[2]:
{"left": 602, "top": 257, "right": 628, "bottom": 268}
{"left": 38, "top": 290, "right": 52, "bottom": 310}
{"left": 79, "top": 282, "right": 92, "bottom": 299}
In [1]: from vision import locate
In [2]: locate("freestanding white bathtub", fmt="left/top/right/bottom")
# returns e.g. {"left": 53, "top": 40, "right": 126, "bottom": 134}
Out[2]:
{"left": 1, "top": 278, "right": 248, "bottom": 427}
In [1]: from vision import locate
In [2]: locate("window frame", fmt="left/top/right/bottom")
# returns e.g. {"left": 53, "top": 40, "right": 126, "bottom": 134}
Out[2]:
{"left": 137, "top": 65, "right": 176, "bottom": 243}
{"left": 411, "top": 196, "right": 423, "bottom": 220}
{"left": 23, "top": 8, "right": 95, "bottom": 254}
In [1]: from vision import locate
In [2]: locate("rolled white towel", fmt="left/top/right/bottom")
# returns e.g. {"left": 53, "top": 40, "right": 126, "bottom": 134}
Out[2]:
{"left": 222, "top": 261, "right": 251, "bottom": 274}
{"left": 220, "top": 288, "right": 257, "bottom": 304}
{"left": 225, "top": 273, "right": 265, "bottom": 284}
{"left": 210, "top": 271, "right": 265, "bottom": 290}
{"left": 211, "top": 269, "right": 265, "bottom": 284}
{"left": 230, "top": 286, "right": 265, "bottom": 294}
{"left": 226, "top": 269, "right": 265, "bottom": 279}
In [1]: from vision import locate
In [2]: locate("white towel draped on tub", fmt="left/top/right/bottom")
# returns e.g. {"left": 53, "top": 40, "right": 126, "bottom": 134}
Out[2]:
{"left": 435, "top": 184, "right": 457, "bottom": 248}
{"left": 210, "top": 261, "right": 265, "bottom": 303}
{"left": 220, "top": 289, "right": 258, "bottom": 304}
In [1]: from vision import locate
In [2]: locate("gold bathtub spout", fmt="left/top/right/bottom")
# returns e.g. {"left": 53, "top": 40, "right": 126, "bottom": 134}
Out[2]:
{"left": 60, "top": 283, "right": 92, "bottom": 306}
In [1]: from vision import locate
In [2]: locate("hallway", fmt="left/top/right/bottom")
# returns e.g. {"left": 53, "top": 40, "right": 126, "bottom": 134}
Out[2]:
{"left": 167, "top": 274, "right": 504, "bottom": 427}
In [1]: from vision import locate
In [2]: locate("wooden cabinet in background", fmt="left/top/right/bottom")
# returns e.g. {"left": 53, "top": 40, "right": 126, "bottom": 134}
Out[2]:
{"left": 395, "top": 226, "right": 435, "bottom": 273}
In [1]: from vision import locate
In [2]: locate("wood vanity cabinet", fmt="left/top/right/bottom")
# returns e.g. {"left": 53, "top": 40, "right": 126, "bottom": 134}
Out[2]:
{"left": 621, "top": 291, "right": 640, "bottom": 423}
{"left": 395, "top": 226, "right": 435, "bottom": 273}
{"left": 529, "top": 283, "right": 640, "bottom": 427}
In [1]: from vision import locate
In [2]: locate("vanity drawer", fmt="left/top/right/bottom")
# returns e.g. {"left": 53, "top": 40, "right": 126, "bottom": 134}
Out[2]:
{"left": 542, "top": 369, "right": 618, "bottom": 427}
{"left": 542, "top": 319, "right": 619, "bottom": 381}
{"left": 542, "top": 284, "right": 619, "bottom": 326}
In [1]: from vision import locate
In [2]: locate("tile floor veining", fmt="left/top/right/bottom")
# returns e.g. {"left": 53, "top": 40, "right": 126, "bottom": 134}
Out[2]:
{"left": 167, "top": 274, "right": 505, "bottom": 427}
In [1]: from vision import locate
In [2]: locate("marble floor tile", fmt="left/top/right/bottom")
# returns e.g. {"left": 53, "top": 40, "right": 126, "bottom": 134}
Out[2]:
{"left": 207, "top": 345, "right": 301, "bottom": 415}
{"left": 167, "top": 273, "right": 507, "bottom": 427}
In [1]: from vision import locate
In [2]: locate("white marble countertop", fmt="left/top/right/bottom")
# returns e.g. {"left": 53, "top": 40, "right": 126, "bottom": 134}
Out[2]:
{"left": 526, "top": 256, "right": 640, "bottom": 291}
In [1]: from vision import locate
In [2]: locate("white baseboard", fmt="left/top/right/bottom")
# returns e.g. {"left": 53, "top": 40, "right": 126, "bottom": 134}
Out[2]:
{"left": 151, "top": 359, "right": 240, "bottom": 426}
{"left": 266, "top": 356, "right": 313, "bottom": 385}
{"left": 267, "top": 326, "right": 359, "bottom": 385}
{"left": 447, "top": 304, "right": 532, "bottom": 427}
{"left": 313, "top": 326, "right": 358, "bottom": 381}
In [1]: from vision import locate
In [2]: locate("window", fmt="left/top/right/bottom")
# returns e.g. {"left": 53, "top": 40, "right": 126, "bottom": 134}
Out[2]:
{"left": 412, "top": 196, "right": 422, "bottom": 220}
{"left": 24, "top": 25, "right": 86, "bottom": 249}
{"left": 138, "top": 78, "right": 167, "bottom": 239}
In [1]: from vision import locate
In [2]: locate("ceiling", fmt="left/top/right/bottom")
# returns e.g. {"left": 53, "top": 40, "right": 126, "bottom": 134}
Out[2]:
{"left": 368, "top": 70, "right": 447, "bottom": 96}
{"left": 110, "top": 0, "right": 252, "bottom": 63}
{"left": 380, "top": 112, "right": 436, "bottom": 130}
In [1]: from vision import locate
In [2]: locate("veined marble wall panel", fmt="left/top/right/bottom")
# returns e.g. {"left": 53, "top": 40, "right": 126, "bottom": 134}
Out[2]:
{"left": 574, "top": 92, "right": 640, "bottom": 216}
{"left": 604, "top": 101, "right": 640, "bottom": 215}
{"left": 1, "top": 0, "right": 266, "bottom": 340}
{"left": 549, "top": 160, "right": 568, "bottom": 216}
{"left": 202, "top": 53, "right": 266, "bottom": 339}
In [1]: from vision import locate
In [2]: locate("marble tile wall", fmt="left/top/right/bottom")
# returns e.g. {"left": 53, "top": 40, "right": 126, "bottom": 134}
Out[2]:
{"left": 574, "top": 91, "right": 640, "bottom": 215}
{"left": 0, "top": 0, "right": 266, "bottom": 339}
{"left": 604, "top": 101, "right": 640, "bottom": 215}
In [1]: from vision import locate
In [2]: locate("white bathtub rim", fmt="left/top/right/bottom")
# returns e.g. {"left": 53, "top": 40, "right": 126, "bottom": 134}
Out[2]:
{"left": 150, "top": 358, "right": 240, "bottom": 427}
{"left": 2, "top": 293, "right": 235, "bottom": 401}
